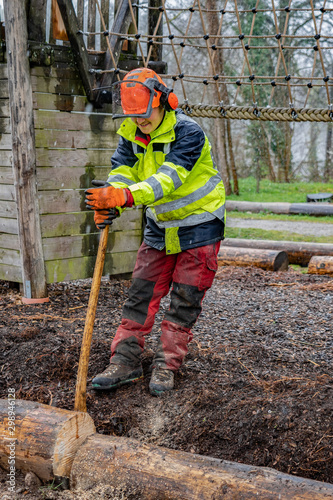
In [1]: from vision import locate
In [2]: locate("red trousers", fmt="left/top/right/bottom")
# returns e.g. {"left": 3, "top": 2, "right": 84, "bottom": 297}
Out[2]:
{"left": 111, "top": 241, "right": 220, "bottom": 370}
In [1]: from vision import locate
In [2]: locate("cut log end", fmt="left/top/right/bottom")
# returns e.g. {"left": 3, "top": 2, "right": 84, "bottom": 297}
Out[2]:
{"left": 0, "top": 400, "right": 95, "bottom": 481}
{"left": 308, "top": 256, "right": 333, "bottom": 275}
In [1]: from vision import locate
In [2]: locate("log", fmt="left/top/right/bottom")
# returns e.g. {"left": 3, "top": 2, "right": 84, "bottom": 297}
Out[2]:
{"left": 218, "top": 246, "right": 288, "bottom": 272}
{"left": 70, "top": 433, "right": 333, "bottom": 499}
{"left": 0, "top": 399, "right": 95, "bottom": 482}
{"left": 222, "top": 238, "right": 333, "bottom": 266}
{"left": 308, "top": 256, "right": 333, "bottom": 275}
{"left": 226, "top": 200, "right": 333, "bottom": 216}
{"left": 1, "top": 400, "right": 333, "bottom": 499}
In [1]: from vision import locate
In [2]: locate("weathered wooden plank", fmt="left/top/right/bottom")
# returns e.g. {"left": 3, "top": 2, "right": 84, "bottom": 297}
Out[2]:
{"left": 42, "top": 229, "right": 142, "bottom": 260}
{"left": 0, "top": 200, "right": 17, "bottom": 218}
{"left": 30, "top": 66, "right": 80, "bottom": 80}
{"left": 36, "top": 166, "right": 111, "bottom": 189}
{"left": 0, "top": 233, "right": 19, "bottom": 250}
{"left": 0, "top": 99, "right": 10, "bottom": 118}
{"left": 33, "top": 92, "right": 89, "bottom": 112}
{"left": 0, "top": 85, "right": 9, "bottom": 98}
{"left": 45, "top": 249, "right": 138, "bottom": 282}
{"left": 0, "top": 247, "right": 21, "bottom": 267}
{"left": 0, "top": 264, "right": 22, "bottom": 283}
{"left": 0, "top": 167, "right": 13, "bottom": 183}
{"left": 0, "top": 184, "right": 15, "bottom": 201}
{"left": 35, "top": 128, "right": 119, "bottom": 149}
{"left": 34, "top": 109, "right": 118, "bottom": 133}
{"left": 0, "top": 133, "right": 12, "bottom": 149}
{"left": 0, "top": 64, "right": 8, "bottom": 79}
{"left": 36, "top": 148, "right": 114, "bottom": 167}
{"left": 0, "top": 151, "right": 12, "bottom": 166}
{"left": 4, "top": 0, "right": 48, "bottom": 299}
{"left": 31, "top": 75, "right": 85, "bottom": 95}
{"left": 0, "top": 117, "right": 11, "bottom": 134}
{"left": 38, "top": 189, "right": 83, "bottom": 214}
{"left": 40, "top": 207, "right": 143, "bottom": 237}
{"left": 0, "top": 217, "right": 18, "bottom": 234}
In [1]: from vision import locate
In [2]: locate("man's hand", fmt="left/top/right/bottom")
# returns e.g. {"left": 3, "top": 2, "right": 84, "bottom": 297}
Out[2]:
{"left": 85, "top": 185, "right": 126, "bottom": 210}
{"left": 94, "top": 208, "right": 119, "bottom": 229}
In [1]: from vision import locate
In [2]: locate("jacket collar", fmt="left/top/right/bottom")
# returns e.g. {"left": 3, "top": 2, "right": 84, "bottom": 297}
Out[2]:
{"left": 117, "top": 111, "right": 177, "bottom": 146}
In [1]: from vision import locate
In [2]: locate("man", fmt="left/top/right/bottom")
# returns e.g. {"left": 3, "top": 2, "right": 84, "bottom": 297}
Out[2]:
{"left": 85, "top": 67, "right": 225, "bottom": 396}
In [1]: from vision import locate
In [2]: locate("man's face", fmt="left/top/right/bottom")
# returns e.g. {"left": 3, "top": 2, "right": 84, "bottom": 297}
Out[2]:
{"left": 131, "top": 106, "right": 165, "bottom": 135}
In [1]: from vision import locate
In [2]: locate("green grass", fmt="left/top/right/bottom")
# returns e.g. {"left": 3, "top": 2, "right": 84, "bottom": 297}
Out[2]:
{"left": 227, "top": 177, "right": 333, "bottom": 203}
{"left": 226, "top": 227, "right": 333, "bottom": 244}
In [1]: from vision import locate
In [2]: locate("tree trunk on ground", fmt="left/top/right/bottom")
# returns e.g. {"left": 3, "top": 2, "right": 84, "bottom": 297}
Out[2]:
{"left": 222, "top": 238, "right": 333, "bottom": 266}
{"left": 0, "top": 399, "right": 95, "bottom": 481}
{"left": 308, "top": 256, "right": 333, "bottom": 275}
{"left": 70, "top": 432, "right": 333, "bottom": 499}
{"left": 218, "top": 247, "right": 288, "bottom": 272}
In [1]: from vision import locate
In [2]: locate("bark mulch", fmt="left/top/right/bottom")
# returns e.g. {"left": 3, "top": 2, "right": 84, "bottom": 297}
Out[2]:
{"left": 0, "top": 266, "right": 332, "bottom": 498}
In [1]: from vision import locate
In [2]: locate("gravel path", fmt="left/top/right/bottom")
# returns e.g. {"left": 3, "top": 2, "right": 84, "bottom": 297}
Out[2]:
{"left": 226, "top": 218, "right": 333, "bottom": 237}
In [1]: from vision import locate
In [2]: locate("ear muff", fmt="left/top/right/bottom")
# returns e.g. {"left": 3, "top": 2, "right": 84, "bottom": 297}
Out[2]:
{"left": 158, "top": 86, "right": 179, "bottom": 112}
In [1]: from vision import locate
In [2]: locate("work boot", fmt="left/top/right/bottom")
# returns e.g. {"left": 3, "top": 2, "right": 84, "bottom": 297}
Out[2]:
{"left": 149, "top": 367, "right": 174, "bottom": 396}
{"left": 92, "top": 363, "right": 143, "bottom": 391}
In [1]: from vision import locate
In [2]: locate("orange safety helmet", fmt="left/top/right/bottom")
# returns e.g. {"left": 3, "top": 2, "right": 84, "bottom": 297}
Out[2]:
{"left": 112, "top": 67, "right": 178, "bottom": 119}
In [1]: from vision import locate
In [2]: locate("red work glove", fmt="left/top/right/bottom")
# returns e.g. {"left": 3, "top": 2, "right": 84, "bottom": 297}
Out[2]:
{"left": 94, "top": 208, "right": 119, "bottom": 230}
{"left": 85, "top": 185, "right": 126, "bottom": 210}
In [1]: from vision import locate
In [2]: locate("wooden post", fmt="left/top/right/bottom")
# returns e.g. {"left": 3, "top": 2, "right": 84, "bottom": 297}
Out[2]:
{"left": 27, "top": 0, "right": 48, "bottom": 42}
{"left": 57, "top": 0, "right": 95, "bottom": 100}
{"left": 4, "top": 0, "right": 49, "bottom": 301}
{"left": 148, "top": 0, "right": 163, "bottom": 61}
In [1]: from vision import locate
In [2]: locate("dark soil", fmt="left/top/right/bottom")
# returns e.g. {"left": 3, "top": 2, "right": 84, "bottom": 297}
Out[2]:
{"left": 1, "top": 266, "right": 333, "bottom": 498}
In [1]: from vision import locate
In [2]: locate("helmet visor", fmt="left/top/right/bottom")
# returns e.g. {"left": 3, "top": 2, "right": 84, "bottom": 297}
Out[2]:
{"left": 112, "top": 79, "right": 155, "bottom": 119}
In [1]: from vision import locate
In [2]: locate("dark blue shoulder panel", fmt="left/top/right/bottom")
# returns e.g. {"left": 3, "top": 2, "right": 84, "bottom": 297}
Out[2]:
{"left": 111, "top": 136, "right": 138, "bottom": 170}
{"left": 165, "top": 115, "right": 206, "bottom": 172}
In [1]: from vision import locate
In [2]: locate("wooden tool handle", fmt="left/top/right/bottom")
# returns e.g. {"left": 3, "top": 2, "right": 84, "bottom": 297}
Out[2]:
{"left": 74, "top": 225, "right": 109, "bottom": 412}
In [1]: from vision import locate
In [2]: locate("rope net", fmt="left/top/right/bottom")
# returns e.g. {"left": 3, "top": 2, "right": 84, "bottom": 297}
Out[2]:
{"left": 84, "top": 0, "right": 333, "bottom": 122}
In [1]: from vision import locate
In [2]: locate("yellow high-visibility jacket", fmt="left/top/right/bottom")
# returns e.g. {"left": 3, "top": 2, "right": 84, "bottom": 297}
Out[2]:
{"left": 108, "top": 109, "right": 225, "bottom": 254}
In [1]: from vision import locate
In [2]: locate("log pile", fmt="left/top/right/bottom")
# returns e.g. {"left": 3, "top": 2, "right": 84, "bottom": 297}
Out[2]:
{"left": 221, "top": 238, "right": 333, "bottom": 267}
{"left": 1, "top": 399, "right": 333, "bottom": 498}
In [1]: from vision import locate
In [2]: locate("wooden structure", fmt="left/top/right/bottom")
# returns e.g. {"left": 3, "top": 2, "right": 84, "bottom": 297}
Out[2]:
{"left": 1, "top": 400, "right": 333, "bottom": 499}
{"left": 0, "top": 0, "right": 161, "bottom": 299}
{"left": 222, "top": 238, "right": 333, "bottom": 267}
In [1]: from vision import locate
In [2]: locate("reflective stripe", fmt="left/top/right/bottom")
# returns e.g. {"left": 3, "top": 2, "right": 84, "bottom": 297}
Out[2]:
{"left": 157, "top": 164, "right": 182, "bottom": 190}
{"left": 145, "top": 176, "right": 164, "bottom": 200}
{"left": 146, "top": 206, "right": 225, "bottom": 228}
{"left": 107, "top": 174, "right": 136, "bottom": 186}
{"left": 163, "top": 143, "right": 171, "bottom": 155}
{"left": 155, "top": 172, "right": 222, "bottom": 215}
{"left": 133, "top": 144, "right": 144, "bottom": 155}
